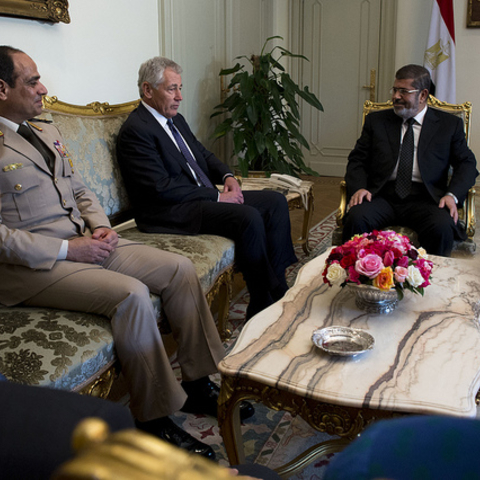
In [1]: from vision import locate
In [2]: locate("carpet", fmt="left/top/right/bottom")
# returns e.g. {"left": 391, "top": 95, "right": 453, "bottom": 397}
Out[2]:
{"left": 171, "top": 210, "right": 339, "bottom": 478}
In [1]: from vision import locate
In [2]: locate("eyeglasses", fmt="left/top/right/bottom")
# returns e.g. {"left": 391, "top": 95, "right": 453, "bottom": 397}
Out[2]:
{"left": 390, "top": 87, "right": 420, "bottom": 96}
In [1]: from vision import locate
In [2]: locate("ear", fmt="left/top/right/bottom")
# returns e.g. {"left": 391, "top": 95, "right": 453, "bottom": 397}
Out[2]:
{"left": 0, "top": 79, "right": 8, "bottom": 101}
{"left": 142, "top": 81, "right": 153, "bottom": 99}
{"left": 419, "top": 88, "right": 429, "bottom": 103}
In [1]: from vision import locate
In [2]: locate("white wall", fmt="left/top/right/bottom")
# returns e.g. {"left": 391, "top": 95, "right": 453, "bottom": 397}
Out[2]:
{"left": 1, "top": 0, "right": 479, "bottom": 161}
{"left": 156, "top": 0, "right": 287, "bottom": 157}
{"left": 395, "top": 0, "right": 480, "bottom": 158}
{"left": 0, "top": 0, "right": 159, "bottom": 104}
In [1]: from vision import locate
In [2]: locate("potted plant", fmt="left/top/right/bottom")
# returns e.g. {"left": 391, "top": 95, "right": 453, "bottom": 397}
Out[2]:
{"left": 211, "top": 36, "right": 323, "bottom": 178}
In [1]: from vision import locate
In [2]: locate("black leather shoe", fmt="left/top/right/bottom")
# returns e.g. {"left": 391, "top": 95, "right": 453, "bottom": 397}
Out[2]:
{"left": 246, "top": 293, "right": 273, "bottom": 320}
{"left": 135, "top": 416, "right": 215, "bottom": 460}
{"left": 181, "top": 377, "right": 255, "bottom": 421}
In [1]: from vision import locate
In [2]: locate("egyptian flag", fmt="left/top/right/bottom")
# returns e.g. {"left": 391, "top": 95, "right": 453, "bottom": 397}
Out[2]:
{"left": 424, "top": 0, "right": 456, "bottom": 103}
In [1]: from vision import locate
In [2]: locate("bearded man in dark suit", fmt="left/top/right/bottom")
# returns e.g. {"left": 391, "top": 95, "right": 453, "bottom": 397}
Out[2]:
{"left": 116, "top": 57, "right": 297, "bottom": 319}
{"left": 343, "top": 64, "right": 478, "bottom": 256}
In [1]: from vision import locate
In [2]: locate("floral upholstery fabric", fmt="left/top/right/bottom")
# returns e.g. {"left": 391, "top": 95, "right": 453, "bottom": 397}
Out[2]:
{"left": 42, "top": 111, "right": 132, "bottom": 217}
{"left": 0, "top": 305, "right": 115, "bottom": 391}
{"left": 119, "top": 229, "right": 235, "bottom": 293}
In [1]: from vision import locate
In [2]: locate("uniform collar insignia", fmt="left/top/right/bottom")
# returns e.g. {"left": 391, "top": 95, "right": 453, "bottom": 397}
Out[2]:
{"left": 0, "top": 130, "right": 3, "bottom": 137}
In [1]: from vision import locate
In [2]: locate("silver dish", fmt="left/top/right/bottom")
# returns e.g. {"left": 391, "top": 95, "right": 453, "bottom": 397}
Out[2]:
{"left": 312, "top": 326, "right": 375, "bottom": 357}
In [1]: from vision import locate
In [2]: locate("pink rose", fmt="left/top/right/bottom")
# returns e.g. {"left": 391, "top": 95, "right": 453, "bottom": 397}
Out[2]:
{"left": 415, "top": 258, "right": 433, "bottom": 281}
{"left": 394, "top": 266, "right": 408, "bottom": 283}
{"left": 355, "top": 254, "right": 384, "bottom": 279}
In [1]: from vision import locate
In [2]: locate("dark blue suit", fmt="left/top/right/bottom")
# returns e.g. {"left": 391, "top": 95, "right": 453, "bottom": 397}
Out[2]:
{"left": 116, "top": 104, "right": 297, "bottom": 316}
{"left": 343, "top": 107, "right": 478, "bottom": 255}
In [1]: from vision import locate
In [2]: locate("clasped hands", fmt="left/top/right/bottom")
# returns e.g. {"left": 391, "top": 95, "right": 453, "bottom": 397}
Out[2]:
{"left": 66, "top": 227, "right": 119, "bottom": 264}
{"left": 219, "top": 176, "right": 244, "bottom": 204}
{"left": 349, "top": 188, "right": 459, "bottom": 224}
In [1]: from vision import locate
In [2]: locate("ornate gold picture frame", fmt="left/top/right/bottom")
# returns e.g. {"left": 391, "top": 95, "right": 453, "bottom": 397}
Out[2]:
{"left": 467, "top": 0, "right": 480, "bottom": 27}
{"left": 0, "top": 0, "right": 70, "bottom": 24}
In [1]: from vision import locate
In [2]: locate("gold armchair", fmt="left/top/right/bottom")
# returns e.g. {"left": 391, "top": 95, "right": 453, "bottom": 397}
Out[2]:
{"left": 52, "top": 418, "right": 253, "bottom": 480}
{"left": 333, "top": 95, "right": 476, "bottom": 251}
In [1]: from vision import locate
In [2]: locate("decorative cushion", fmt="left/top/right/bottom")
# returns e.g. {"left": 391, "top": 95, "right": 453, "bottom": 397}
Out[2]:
{"left": 119, "top": 229, "right": 235, "bottom": 293}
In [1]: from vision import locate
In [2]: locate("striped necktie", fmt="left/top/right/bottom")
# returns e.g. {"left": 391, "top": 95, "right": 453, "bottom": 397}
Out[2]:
{"left": 166, "top": 119, "right": 214, "bottom": 189}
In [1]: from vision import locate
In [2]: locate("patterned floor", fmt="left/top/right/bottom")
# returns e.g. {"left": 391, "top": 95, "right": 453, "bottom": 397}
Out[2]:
{"left": 170, "top": 211, "right": 339, "bottom": 478}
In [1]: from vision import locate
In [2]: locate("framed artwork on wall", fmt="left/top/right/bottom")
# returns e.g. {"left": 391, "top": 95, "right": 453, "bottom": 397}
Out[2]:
{"left": 467, "top": 0, "right": 480, "bottom": 27}
{"left": 0, "top": 0, "right": 70, "bottom": 24}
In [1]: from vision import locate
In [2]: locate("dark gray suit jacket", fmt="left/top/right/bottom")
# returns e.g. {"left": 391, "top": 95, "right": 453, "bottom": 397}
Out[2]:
{"left": 116, "top": 103, "right": 232, "bottom": 234}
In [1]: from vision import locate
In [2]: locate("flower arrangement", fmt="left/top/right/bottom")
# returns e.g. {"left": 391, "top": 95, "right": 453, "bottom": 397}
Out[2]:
{"left": 323, "top": 230, "right": 433, "bottom": 300}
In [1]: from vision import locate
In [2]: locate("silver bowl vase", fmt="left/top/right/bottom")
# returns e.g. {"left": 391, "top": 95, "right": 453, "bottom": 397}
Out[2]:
{"left": 348, "top": 284, "right": 399, "bottom": 314}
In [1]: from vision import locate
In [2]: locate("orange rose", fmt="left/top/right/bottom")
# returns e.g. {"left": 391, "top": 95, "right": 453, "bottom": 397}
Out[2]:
{"left": 372, "top": 267, "right": 394, "bottom": 291}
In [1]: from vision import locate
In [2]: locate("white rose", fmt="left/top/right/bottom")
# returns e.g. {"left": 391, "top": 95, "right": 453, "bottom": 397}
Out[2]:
{"left": 326, "top": 263, "right": 347, "bottom": 285}
{"left": 406, "top": 265, "right": 424, "bottom": 288}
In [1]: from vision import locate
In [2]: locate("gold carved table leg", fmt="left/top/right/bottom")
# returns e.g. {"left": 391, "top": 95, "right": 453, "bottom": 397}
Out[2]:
{"left": 219, "top": 375, "right": 403, "bottom": 477}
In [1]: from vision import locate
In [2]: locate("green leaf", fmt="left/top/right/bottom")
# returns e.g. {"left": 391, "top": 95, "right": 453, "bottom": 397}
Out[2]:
{"left": 219, "top": 63, "right": 243, "bottom": 76}
{"left": 233, "top": 130, "right": 246, "bottom": 154}
{"left": 395, "top": 286, "right": 405, "bottom": 301}
{"left": 238, "top": 157, "right": 249, "bottom": 177}
{"left": 265, "top": 137, "right": 279, "bottom": 160}
{"left": 298, "top": 86, "right": 324, "bottom": 111}
{"left": 211, "top": 121, "right": 233, "bottom": 139}
{"left": 254, "top": 130, "right": 266, "bottom": 155}
{"left": 246, "top": 104, "right": 257, "bottom": 125}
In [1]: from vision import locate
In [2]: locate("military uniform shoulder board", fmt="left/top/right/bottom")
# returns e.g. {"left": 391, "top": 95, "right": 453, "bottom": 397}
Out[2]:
{"left": 32, "top": 117, "right": 53, "bottom": 124}
{"left": 26, "top": 120, "right": 43, "bottom": 131}
{"left": 27, "top": 118, "right": 52, "bottom": 131}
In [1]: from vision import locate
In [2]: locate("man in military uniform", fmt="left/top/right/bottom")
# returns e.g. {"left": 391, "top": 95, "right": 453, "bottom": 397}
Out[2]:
{"left": 0, "top": 45, "right": 252, "bottom": 460}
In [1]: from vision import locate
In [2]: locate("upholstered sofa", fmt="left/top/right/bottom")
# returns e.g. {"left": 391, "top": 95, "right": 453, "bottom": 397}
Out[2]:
{"left": 0, "top": 96, "right": 235, "bottom": 398}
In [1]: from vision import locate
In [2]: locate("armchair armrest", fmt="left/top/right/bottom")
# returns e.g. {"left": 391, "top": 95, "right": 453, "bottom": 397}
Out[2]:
{"left": 461, "top": 187, "right": 476, "bottom": 240}
{"left": 336, "top": 180, "right": 347, "bottom": 227}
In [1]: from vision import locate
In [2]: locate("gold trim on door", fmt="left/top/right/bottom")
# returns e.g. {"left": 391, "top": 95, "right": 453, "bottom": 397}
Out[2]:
{"left": 362, "top": 69, "right": 377, "bottom": 102}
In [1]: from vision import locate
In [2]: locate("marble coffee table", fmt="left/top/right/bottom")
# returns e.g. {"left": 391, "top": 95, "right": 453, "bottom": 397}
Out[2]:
{"left": 218, "top": 249, "right": 480, "bottom": 476}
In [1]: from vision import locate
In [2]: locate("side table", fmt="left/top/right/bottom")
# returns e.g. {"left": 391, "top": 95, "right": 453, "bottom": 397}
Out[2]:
{"left": 239, "top": 178, "right": 315, "bottom": 254}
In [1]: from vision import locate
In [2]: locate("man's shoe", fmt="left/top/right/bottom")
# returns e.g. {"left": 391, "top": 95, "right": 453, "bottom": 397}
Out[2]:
{"left": 181, "top": 377, "right": 255, "bottom": 421}
{"left": 135, "top": 416, "right": 215, "bottom": 460}
{"left": 246, "top": 293, "right": 273, "bottom": 320}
